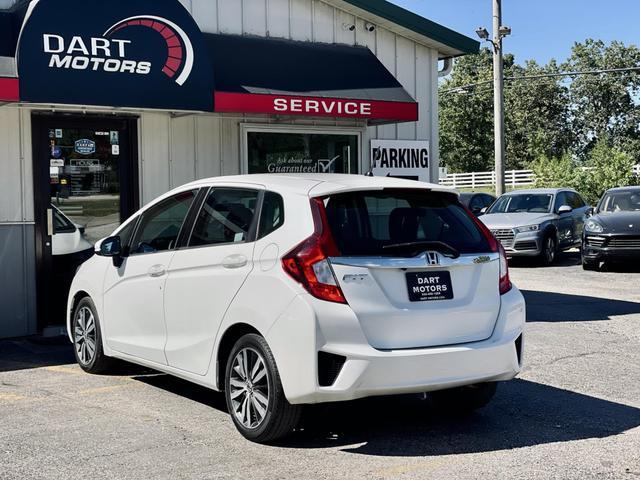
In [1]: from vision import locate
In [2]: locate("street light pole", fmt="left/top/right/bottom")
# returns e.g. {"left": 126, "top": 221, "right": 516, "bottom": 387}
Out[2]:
{"left": 492, "top": 0, "right": 506, "bottom": 196}
{"left": 476, "top": 2, "right": 510, "bottom": 196}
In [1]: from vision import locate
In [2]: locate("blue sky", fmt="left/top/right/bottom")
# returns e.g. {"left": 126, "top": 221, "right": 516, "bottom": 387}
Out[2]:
{"left": 390, "top": 0, "right": 640, "bottom": 64}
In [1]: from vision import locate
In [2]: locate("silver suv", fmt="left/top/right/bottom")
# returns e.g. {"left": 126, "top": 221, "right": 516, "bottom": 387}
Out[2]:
{"left": 480, "top": 188, "right": 590, "bottom": 265}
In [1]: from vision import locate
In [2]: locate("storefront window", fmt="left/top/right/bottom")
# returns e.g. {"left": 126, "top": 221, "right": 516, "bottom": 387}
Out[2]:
{"left": 246, "top": 131, "right": 359, "bottom": 175}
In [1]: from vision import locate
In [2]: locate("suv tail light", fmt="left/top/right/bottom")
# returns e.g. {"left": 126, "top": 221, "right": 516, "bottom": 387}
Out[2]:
{"left": 282, "top": 198, "right": 347, "bottom": 304}
{"left": 464, "top": 205, "right": 513, "bottom": 295}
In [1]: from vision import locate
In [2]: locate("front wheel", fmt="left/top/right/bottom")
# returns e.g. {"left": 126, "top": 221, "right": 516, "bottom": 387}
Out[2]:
{"left": 224, "top": 334, "right": 301, "bottom": 443}
{"left": 429, "top": 382, "right": 498, "bottom": 413}
{"left": 72, "top": 297, "right": 114, "bottom": 374}
{"left": 539, "top": 234, "right": 557, "bottom": 266}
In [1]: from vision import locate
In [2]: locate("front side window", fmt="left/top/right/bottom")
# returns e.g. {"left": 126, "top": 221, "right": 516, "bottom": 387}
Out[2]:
{"left": 488, "top": 194, "right": 553, "bottom": 214}
{"left": 130, "top": 190, "right": 196, "bottom": 255}
{"left": 324, "top": 189, "right": 490, "bottom": 256}
{"left": 554, "top": 192, "right": 568, "bottom": 212}
{"left": 189, "top": 188, "right": 259, "bottom": 247}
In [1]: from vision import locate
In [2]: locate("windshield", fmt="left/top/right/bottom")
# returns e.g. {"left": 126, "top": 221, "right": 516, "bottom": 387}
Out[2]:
{"left": 599, "top": 191, "right": 640, "bottom": 213}
{"left": 323, "top": 189, "right": 491, "bottom": 256}
{"left": 487, "top": 194, "right": 553, "bottom": 214}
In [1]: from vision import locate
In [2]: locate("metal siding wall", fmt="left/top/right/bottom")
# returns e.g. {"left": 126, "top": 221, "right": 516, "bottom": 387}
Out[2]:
{"left": 290, "top": 0, "right": 313, "bottom": 41}
{"left": 243, "top": 0, "right": 268, "bottom": 36}
{"left": 218, "top": 0, "right": 243, "bottom": 34}
{"left": 170, "top": 116, "right": 197, "bottom": 188}
{"left": 267, "top": 0, "right": 290, "bottom": 38}
{"left": 0, "top": 107, "right": 36, "bottom": 338}
{"left": 195, "top": 116, "right": 223, "bottom": 179}
{"left": 140, "top": 113, "right": 171, "bottom": 205}
{"left": 312, "top": 0, "right": 334, "bottom": 43}
{"left": 0, "top": 224, "right": 37, "bottom": 338}
{"left": 396, "top": 36, "right": 416, "bottom": 141}
{"left": 192, "top": 0, "right": 218, "bottom": 32}
{"left": 0, "top": 108, "right": 33, "bottom": 222}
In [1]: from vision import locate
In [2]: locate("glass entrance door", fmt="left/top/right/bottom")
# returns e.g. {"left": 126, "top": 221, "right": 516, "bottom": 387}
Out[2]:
{"left": 33, "top": 115, "right": 139, "bottom": 330}
{"left": 49, "top": 128, "right": 121, "bottom": 243}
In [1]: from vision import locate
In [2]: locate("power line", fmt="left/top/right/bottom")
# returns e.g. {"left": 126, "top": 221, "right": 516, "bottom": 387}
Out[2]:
{"left": 440, "top": 66, "right": 640, "bottom": 95}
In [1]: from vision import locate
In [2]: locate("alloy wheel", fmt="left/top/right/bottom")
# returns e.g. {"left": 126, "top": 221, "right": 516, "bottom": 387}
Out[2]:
{"left": 229, "top": 347, "right": 270, "bottom": 429}
{"left": 74, "top": 306, "right": 97, "bottom": 365}
{"left": 545, "top": 237, "right": 556, "bottom": 263}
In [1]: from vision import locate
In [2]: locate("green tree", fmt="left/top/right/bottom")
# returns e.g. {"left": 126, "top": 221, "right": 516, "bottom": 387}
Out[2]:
{"left": 439, "top": 50, "right": 571, "bottom": 172}
{"left": 563, "top": 40, "right": 640, "bottom": 161}
{"left": 439, "top": 48, "right": 494, "bottom": 173}
{"left": 532, "top": 139, "right": 638, "bottom": 204}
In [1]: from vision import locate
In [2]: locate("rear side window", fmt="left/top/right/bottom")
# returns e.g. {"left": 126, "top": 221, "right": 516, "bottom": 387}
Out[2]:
{"left": 189, "top": 188, "right": 259, "bottom": 247}
{"left": 259, "top": 191, "right": 285, "bottom": 239}
{"left": 324, "top": 189, "right": 490, "bottom": 256}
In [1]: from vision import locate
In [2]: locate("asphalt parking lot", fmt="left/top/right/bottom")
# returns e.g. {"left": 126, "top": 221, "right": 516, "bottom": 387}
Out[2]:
{"left": 1, "top": 251, "right": 639, "bottom": 480}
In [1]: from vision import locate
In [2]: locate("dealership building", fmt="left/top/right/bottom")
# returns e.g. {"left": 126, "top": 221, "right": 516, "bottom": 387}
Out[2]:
{"left": 0, "top": 0, "right": 478, "bottom": 338}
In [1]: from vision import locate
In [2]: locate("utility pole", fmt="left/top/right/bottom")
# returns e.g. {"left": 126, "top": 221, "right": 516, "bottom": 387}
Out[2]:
{"left": 492, "top": 0, "right": 506, "bottom": 196}
{"left": 476, "top": 1, "right": 510, "bottom": 196}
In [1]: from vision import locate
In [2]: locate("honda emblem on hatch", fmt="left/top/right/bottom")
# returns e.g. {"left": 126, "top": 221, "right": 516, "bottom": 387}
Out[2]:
{"left": 426, "top": 252, "right": 440, "bottom": 265}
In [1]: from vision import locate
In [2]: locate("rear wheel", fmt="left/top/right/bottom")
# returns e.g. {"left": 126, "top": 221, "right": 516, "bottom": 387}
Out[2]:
{"left": 539, "top": 233, "right": 557, "bottom": 266}
{"left": 224, "top": 334, "right": 301, "bottom": 443}
{"left": 429, "top": 382, "right": 498, "bottom": 413}
{"left": 72, "top": 297, "right": 114, "bottom": 374}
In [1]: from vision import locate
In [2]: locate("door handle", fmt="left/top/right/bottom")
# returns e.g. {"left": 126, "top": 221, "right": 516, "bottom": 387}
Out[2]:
{"left": 47, "top": 208, "right": 54, "bottom": 237}
{"left": 222, "top": 254, "right": 248, "bottom": 269}
{"left": 147, "top": 264, "right": 166, "bottom": 277}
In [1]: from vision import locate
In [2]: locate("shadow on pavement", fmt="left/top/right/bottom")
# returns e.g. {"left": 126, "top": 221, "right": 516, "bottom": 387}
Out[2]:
{"left": 129, "top": 375, "right": 640, "bottom": 455}
{"left": 0, "top": 337, "right": 75, "bottom": 373}
{"left": 522, "top": 289, "right": 640, "bottom": 322}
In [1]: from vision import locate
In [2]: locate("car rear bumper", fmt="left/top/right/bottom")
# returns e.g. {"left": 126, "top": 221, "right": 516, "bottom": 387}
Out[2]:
{"left": 266, "top": 287, "right": 526, "bottom": 404}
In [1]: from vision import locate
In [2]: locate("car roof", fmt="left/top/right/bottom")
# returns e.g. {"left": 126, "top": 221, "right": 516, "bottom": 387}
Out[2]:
{"left": 502, "top": 188, "right": 570, "bottom": 195}
{"left": 184, "top": 173, "right": 457, "bottom": 197}
{"left": 604, "top": 186, "right": 640, "bottom": 193}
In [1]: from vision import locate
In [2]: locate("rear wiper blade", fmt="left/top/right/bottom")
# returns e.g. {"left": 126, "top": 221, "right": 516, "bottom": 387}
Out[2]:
{"left": 382, "top": 241, "right": 460, "bottom": 259}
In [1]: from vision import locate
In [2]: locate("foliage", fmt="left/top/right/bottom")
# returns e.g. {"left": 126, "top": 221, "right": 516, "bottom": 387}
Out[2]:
{"left": 532, "top": 140, "right": 638, "bottom": 204}
{"left": 438, "top": 39, "right": 640, "bottom": 175}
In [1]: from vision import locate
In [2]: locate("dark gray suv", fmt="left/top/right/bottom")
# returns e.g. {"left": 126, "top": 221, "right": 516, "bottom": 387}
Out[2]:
{"left": 479, "top": 188, "right": 590, "bottom": 265}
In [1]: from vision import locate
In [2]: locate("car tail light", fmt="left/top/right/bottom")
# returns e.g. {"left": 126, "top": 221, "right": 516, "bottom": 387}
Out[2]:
{"left": 464, "top": 204, "right": 513, "bottom": 295}
{"left": 282, "top": 198, "right": 347, "bottom": 304}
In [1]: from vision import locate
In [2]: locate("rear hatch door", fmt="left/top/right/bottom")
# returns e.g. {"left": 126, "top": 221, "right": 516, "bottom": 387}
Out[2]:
{"left": 323, "top": 189, "right": 501, "bottom": 350}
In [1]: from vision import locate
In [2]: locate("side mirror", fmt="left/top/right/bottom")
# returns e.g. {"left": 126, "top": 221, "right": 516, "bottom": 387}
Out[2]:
{"left": 558, "top": 205, "right": 573, "bottom": 214}
{"left": 584, "top": 207, "right": 594, "bottom": 217}
{"left": 480, "top": 207, "right": 488, "bottom": 214}
{"left": 97, "top": 236, "right": 126, "bottom": 267}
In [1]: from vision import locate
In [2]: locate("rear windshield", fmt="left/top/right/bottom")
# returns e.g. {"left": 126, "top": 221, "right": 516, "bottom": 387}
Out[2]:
{"left": 323, "top": 189, "right": 490, "bottom": 256}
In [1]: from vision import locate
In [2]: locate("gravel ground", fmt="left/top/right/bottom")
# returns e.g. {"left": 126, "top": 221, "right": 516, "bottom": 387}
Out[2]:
{"left": 1, "top": 251, "right": 639, "bottom": 480}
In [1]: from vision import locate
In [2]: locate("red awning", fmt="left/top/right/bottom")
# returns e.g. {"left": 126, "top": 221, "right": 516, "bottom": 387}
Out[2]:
{"left": 205, "top": 34, "right": 418, "bottom": 124}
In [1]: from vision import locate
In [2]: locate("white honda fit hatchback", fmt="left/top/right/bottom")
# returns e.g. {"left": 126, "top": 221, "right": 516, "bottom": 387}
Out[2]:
{"left": 67, "top": 174, "right": 525, "bottom": 443}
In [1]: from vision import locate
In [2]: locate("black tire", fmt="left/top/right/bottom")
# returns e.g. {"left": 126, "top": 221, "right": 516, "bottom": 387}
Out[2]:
{"left": 429, "top": 382, "right": 498, "bottom": 413}
{"left": 224, "top": 334, "right": 301, "bottom": 443}
{"left": 72, "top": 296, "right": 114, "bottom": 374}
{"left": 539, "top": 233, "right": 558, "bottom": 266}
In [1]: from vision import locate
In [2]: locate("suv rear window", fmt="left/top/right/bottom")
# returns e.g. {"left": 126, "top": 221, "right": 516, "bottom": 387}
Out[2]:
{"left": 324, "top": 189, "right": 490, "bottom": 256}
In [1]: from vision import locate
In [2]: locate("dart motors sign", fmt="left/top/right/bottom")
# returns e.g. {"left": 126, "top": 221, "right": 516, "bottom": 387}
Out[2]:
{"left": 17, "top": 0, "right": 213, "bottom": 111}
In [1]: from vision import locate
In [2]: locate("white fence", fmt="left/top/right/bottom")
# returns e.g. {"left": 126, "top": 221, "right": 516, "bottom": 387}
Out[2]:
{"left": 439, "top": 170, "right": 535, "bottom": 189}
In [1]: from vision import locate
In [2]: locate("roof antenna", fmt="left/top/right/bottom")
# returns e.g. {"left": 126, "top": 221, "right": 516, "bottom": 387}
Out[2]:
{"left": 365, "top": 148, "right": 379, "bottom": 177}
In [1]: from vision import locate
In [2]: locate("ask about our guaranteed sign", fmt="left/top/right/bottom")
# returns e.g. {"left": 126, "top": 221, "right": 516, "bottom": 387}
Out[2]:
{"left": 16, "top": 0, "right": 213, "bottom": 111}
